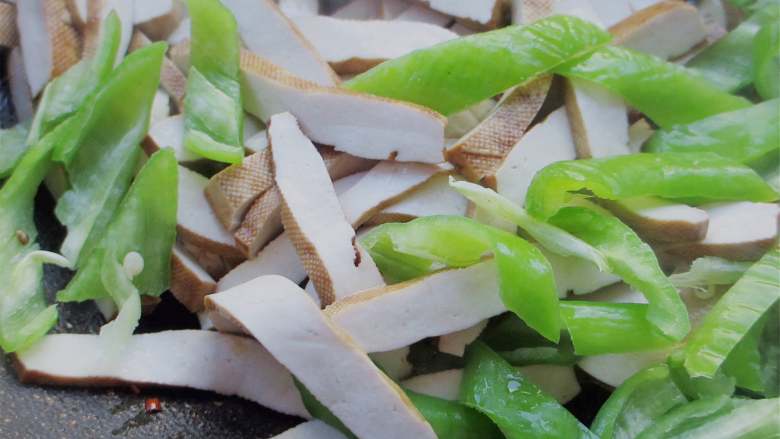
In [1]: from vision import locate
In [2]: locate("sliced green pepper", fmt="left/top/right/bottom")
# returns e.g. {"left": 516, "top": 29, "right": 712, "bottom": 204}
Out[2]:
{"left": 645, "top": 100, "right": 780, "bottom": 169}
{"left": 721, "top": 314, "right": 767, "bottom": 393}
{"left": 499, "top": 345, "right": 578, "bottom": 367}
{"left": 669, "top": 257, "right": 753, "bottom": 291}
{"left": 525, "top": 153, "right": 778, "bottom": 221}
{"left": 406, "top": 390, "right": 504, "bottom": 439}
{"left": 0, "top": 123, "right": 30, "bottom": 179}
{"left": 557, "top": 46, "right": 751, "bottom": 127}
{"left": 591, "top": 364, "right": 687, "bottom": 439}
{"left": 753, "top": 21, "right": 780, "bottom": 99}
{"left": 345, "top": 16, "right": 611, "bottom": 115}
{"left": 56, "top": 43, "right": 165, "bottom": 265}
{"left": 684, "top": 248, "right": 780, "bottom": 379}
{"left": 460, "top": 342, "right": 593, "bottom": 439}
{"left": 184, "top": 0, "right": 243, "bottom": 164}
{"left": 362, "top": 216, "right": 561, "bottom": 342}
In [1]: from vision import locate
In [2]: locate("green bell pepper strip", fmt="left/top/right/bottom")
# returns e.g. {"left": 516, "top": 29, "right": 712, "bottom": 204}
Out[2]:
{"left": 345, "top": 16, "right": 611, "bottom": 115}
{"left": 759, "top": 305, "right": 779, "bottom": 397}
{"left": 684, "top": 248, "right": 780, "bottom": 379}
{"left": 406, "top": 391, "right": 504, "bottom": 439}
{"left": 667, "top": 350, "right": 736, "bottom": 400}
{"left": 669, "top": 257, "right": 753, "bottom": 291}
{"left": 557, "top": 46, "right": 751, "bottom": 127}
{"left": 525, "top": 153, "right": 778, "bottom": 221}
{"left": 753, "top": 21, "right": 780, "bottom": 100}
{"left": 499, "top": 345, "right": 578, "bottom": 367}
{"left": 361, "top": 216, "right": 561, "bottom": 342}
{"left": 450, "top": 179, "right": 608, "bottom": 271}
{"left": 34, "top": 12, "right": 121, "bottom": 152}
{"left": 184, "top": 0, "right": 243, "bottom": 164}
{"left": 359, "top": 224, "right": 435, "bottom": 284}
{"left": 591, "top": 364, "right": 687, "bottom": 439}
{"left": 0, "top": 123, "right": 30, "bottom": 179}
{"left": 721, "top": 314, "right": 767, "bottom": 393}
{"left": 550, "top": 206, "right": 690, "bottom": 341}
{"left": 479, "top": 313, "right": 556, "bottom": 352}
{"left": 560, "top": 301, "right": 675, "bottom": 355}
{"left": 96, "top": 250, "right": 142, "bottom": 355}
{"left": 638, "top": 397, "right": 780, "bottom": 439}
{"left": 58, "top": 149, "right": 178, "bottom": 303}
{"left": 645, "top": 100, "right": 780, "bottom": 169}
{"left": 460, "top": 342, "right": 594, "bottom": 439}
{"left": 55, "top": 42, "right": 165, "bottom": 265}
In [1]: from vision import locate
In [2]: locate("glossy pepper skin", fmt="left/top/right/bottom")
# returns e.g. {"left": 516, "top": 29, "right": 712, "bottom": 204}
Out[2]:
{"left": 183, "top": 0, "right": 244, "bottom": 164}
{"left": 362, "top": 216, "right": 561, "bottom": 342}
{"left": 645, "top": 99, "right": 780, "bottom": 169}
{"left": 459, "top": 342, "right": 594, "bottom": 439}
{"left": 753, "top": 21, "right": 780, "bottom": 100}
{"left": 346, "top": 16, "right": 612, "bottom": 115}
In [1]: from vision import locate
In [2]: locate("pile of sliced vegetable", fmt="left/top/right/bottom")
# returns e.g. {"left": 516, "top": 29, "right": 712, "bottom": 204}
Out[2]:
{"left": 1, "top": 0, "right": 778, "bottom": 437}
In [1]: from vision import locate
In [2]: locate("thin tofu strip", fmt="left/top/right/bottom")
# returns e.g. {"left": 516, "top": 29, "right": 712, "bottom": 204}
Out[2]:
{"left": 271, "top": 113, "right": 384, "bottom": 305}
{"left": 142, "top": 115, "right": 202, "bottom": 164}
{"left": 14, "top": 330, "right": 308, "bottom": 418}
{"left": 292, "top": 16, "right": 457, "bottom": 74}
{"left": 7, "top": 47, "right": 34, "bottom": 122}
{"left": 541, "top": 248, "right": 620, "bottom": 297}
{"left": 590, "top": 0, "right": 633, "bottom": 27}
{"left": 611, "top": 1, "right": 707, "bottom": 60}
{"left": 332, "top": 0, "right": 383, "bottom": 20}
{"left": 278, "top": 0, "right": 320, "bottom": 17}
{"left": 170, "top": 244, "right": 217, "bottom": 313}
{"left": 272, "top": 421, "right": 346, "bottom": 439}
{"left": 326, "top": 260, "right": 506, "bottom": 353}
{"left": 220, "top": 0, "right": 338, "bottom": 86}
{"left": 417, "top": 0, "right": 504, "bottom": 29}
{"left": 495, "top": 108, "right": 577, "bottom": 206}
{"left": 0, "top": 2, "right": 19, "bottom": 47}
{"left": 81, "top": 0, "right": 134, "bottom": 62}
{"left": 602, "top": 197, "right": 710, "bottom": 243}
{"left": 446, "top": 76, "right": 552, "bottom": 186}
{"left": 663, "top": 202, "right": 780, "bottom": 261}
{"left": 129, "top": 31, "right": 187, "bottom": 111}
{"left": 370, "top": 173, "right": 469, "bottom": 225}
{"left": 394, "top": 4, "right": 452, "bottom": 26}
{"left": 206, "top": 150, "right": 274, "bottom": 232}
{"left": 205, "top": 277, "right": 437, "bottom": 439}
{"left": 338, "top": 161, "right": 446, "bottom": 228}
{"left": 565, "top": 77, "right": 630, "bottom": 159}
{"left": 17, "top": 0, "right": 81, "bottom": 96}
{"left": 133, "top": 0, "right": 185, "bottom": 40}
{"left": 437, "top": 320, "right": 487, "bottom": 357}
{"left": 178, "top": 166, "right": 244, "bottom": 259}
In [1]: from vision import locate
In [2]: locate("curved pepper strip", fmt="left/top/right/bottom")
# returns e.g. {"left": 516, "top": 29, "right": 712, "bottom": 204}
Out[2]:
{"left": 460, "top": 342, "right": 594, "bottom": 439}
{"left": 362, "top": 216, "right": 561, "bottom": 342}
{"left": 753, "top": 21, "right": 780, "bottom": 100}
{"left": 345, "top": 16, "right": 611, "bottom": 115}
{"left": 645, "top": 100, "right": 780, "bottom": 169}
{"left": 184, "top": 0, "right": 244, "bottom": 164}
{"left": 55, "top": 43, "right": 165, "bottom": 266}
{"left": 684, "top": 248, "right": 780, "bottom": 379}
{"left": 591, "top": 364, "right": 687, "bottom": 439}
{"left": 0, "top": 123, "right": 30, "bottom": 178}
{"left": 556, "top": 46, "right": 751, "bottom": 127}
{"left": 551, "top": 206, "right": 690, "bottom": 341}
{"left": 525, "top": 153, "right": 778, "bottom": 221}
{"left": 58, "top": 149, "right": 178, "bottom": 303}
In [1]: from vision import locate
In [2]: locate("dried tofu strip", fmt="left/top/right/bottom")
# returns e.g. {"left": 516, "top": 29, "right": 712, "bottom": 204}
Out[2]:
{"left": 446, "top": 76, "right": 551, "bottom": 186}
{"left": 663, "top": 202, "right": 780, "bottom": 261}
{"left": 278, "top": 0, "right": 319, "bottom": 17}
{"left": 133, "top": 0, "right": 186, "bottom": 40}
{"left": 394, "top": 4, "right": 452, "bottom": 26}
{"left": 271, "top": 113, "right": 384, "bottom": 305}
{"left": 179, "top": 239, "right": 243, "bottom": 280}
{"left": 602, "top": 198, "right": 710, "bottom": 243}
{"left": 611, "top": 1, "right": 707, "bottom": 60}
{"left": 206, "top": 277, "right": 436, "bottom": 439}
{"left": 437, "top": 320, "right": 487, "bottom": 357}
{"left": 221, "top": 0, "right": 338, "bottom": 86}
{"left": 292, "top": 16, "right": 457, "bottom": 75}
{"left": 445, "top": 99, "right": 496, "bottom": 140}
{"left": 402, "top": 369, "right": 463, "bottom": 400}
{"left": 178, "top": 166, "right": 244, "bottom": 259}
{"left": 370, "top": 347, "right": 413, "bottom": 381}
{"left": 338, "top": 161, "right": 447, "bottom": 228}
{"left": 271, "top": 421, "right": 346, "bottom": 439}
{"left": 590, "top": 0, "right": 633, "bottom": 27}
{"left": 17, "top": 0, "right": 81, "bottom": 96}
{"left": 14, "top": 330, "right": 308, "bottom": 417}
{"left": 170, "top": 244, "right": 217, "bottom": 313}
{"left": 494, "top": 108, "right": 577, "bottom": 206}
{"left": 565, "top": 77, "right": 630, "bottom": 159}
{"left": 142, "top": 115, "right": 202, "bottom": 164}
{"left": 81, "top": 0, "right": 133, "bottom": 61}
{"left": 0, "top": 2, "right": 18, "bottom": 47}
{"left": 332, "top": 0, "right": 383, "bottom": 20}
{"left": 416, "top": 0, "right": 504, "bottom": 29}
{"left": 326, "top": 260, "right": 506, "bottom": 353}
{"left": 7, "top": 47, "right": 34, "bottom": 122}
{"left": 370, "top": 173, "right": 469, "bottom": 225}
{"left": 232, "top": 150, "right": 374, "bottom": 258}
{"left": 129, "top": 31, "right": 186, "bottom": 111}
{"left": 511, "top": 0, "right": 553, "bottom": 24}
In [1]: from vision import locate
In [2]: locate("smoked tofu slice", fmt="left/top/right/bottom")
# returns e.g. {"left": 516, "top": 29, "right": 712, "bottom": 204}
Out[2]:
{"left": 291, "top": 15, "right": 457, "bottom": 74}
{"left": 437, "top": 320, "right": 488, "bottom": 357}
{"left": 565, "top": 78, "right": 631, "bottom": 159}
{"left": 14, "top": 330, "right": 308, "bottom": 417}
{"left": 142, "top": 115, "right": 202, "bottom": 164}
{"left": 170, "top": 244, "right": 217, "bottom": 313}
{"left": 205, "top": 276, "right": 437, "bottom": 439}
{"left": 7, "top": 47, "right": 34, "bottom": 122}
{"left": 370, "top": 173, "right": 469, "bottom": 224}
{"left": 602, "top": 197, "right": 710, "bottom": 243}
{"left": 16, "top": 0, "right": 81, "bottom": 96}
{"left": 271, "top": 113, "right": 385, "bottom": 305}
{"left": 446, "top": 76, "right": 552, "bottom": 186}
{"left": 271, "top": 421, "right": 346, "bottom": 439}
{"left": 416, "top": 0, "right": 504, "bottom": 29}
{"left": 220, "top": 0, "right": 338, "bottom": 86}
{"left": 217, "top": 233, "right": 306, "bottom": 292}
{"left": 133, "top": 0, "right": 186, "bottom": 40}
{"left": 0, "top": 2, "right": 19, "bottom": 47}
{"left": 129, "top": 31, "right": 187, "bottom": 111}
{"left": 326, "top": 260, "right": 506, "bottom": 353}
